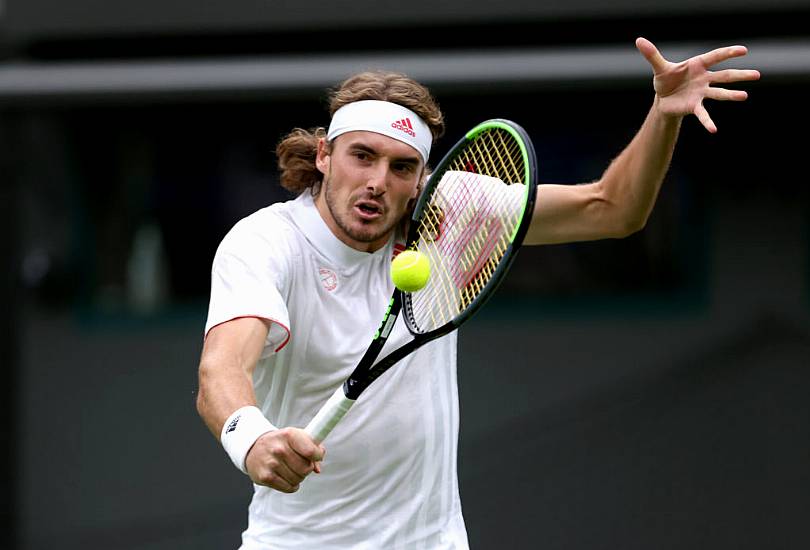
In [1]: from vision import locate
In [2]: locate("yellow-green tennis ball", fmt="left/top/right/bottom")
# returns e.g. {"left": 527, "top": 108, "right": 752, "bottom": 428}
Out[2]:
{"left": 391, "top": 250, "right": 430, "bottom": 292}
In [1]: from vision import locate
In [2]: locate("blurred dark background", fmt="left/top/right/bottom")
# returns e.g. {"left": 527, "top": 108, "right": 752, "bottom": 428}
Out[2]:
{"left": 2, "top": 1, "right": 809, "bottom": 548}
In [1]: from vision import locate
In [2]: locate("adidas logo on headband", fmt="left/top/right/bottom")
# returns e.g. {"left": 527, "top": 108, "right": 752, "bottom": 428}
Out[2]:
{"left": 392, "top": 118, "right": 416, "bottom": 137}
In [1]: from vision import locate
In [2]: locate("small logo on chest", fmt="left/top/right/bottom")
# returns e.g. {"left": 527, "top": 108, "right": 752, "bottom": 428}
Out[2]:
{"left": 319, "top": 268, "right": 338, "bottom": 292}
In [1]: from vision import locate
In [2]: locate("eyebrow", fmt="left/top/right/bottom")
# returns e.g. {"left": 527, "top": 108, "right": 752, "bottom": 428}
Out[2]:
{"left": 346, "top": 141, "right": 421, "bottom": 166}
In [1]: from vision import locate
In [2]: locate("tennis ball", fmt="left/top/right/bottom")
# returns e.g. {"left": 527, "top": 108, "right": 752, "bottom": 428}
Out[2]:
{"left": 391, "top": 250, "right": 430, "bottom": 292}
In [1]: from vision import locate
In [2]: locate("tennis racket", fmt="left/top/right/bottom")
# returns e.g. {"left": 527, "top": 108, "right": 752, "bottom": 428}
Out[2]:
{"left": 304, "top": 118, "right": 538, "bottom": 443}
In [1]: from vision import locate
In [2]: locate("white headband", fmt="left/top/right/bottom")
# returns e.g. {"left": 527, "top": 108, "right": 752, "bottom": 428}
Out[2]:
{"left": 326, "top": 100, "right": 432, "bottom": 163}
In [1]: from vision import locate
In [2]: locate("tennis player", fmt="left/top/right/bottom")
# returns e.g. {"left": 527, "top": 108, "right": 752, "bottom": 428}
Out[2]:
{"left": 196, "top": 38, "right": 758, "bottom": 549}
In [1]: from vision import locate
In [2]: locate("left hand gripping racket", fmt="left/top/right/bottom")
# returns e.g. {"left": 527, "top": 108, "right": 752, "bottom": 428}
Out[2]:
{"left": 304, "top": 119, "right": 538, "bottom": 443}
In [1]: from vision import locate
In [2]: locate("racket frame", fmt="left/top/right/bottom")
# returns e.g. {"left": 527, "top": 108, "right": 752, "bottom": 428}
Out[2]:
{"left": 403, "top": 118, "right": 537, "bottom": 333}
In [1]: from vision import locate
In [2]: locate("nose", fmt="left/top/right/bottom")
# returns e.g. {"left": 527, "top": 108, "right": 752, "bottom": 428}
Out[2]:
{"left": 365, "top": 163, "right": 389, "bottom": 196}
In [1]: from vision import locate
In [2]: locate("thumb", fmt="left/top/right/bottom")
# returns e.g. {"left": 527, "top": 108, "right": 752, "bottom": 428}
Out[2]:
{"left": 313, "top": 447, "right": 326, "bottom": 474}
{"left": 289, "top": 428, "right": 325, "bottom": 462}
{"left": 635, "top": 37, "right": 668, "bottom": 73}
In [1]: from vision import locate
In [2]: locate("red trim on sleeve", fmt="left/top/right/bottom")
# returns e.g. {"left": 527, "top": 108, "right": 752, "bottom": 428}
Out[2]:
{"left": 205, "top": 315, "right": 291, "bottom": 352}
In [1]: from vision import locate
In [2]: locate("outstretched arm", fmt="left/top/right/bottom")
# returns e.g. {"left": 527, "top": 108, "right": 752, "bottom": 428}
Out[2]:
{"left": 524, "top": 37, "right": 760, "bottom": 245}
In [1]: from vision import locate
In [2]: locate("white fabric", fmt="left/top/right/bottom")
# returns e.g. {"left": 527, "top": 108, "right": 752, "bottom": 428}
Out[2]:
{"left": 220, "top": 406, "right": 277, "bottom": 474}
{"left": 327, "top": 100, "right": 432, "bottom": 163}
{"left": 409, "top": 171, "right": 526, "bottom": 330}
{"left": 205, "top": 192, "right": 467, "bottom": 549}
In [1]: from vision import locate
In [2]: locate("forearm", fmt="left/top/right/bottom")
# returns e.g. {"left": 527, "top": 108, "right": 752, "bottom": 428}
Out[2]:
{"left": 196, "top": 317, "right": 270, "bottom": 438}
{"left": 597, "top": 96, "right": 682, "bottom": 233}
{"left": 197, "top": 356, "right": 258, "bottom": 438}
{"left": 196, "top": 319, "right": 323, "bottom": 487}
{"left": 525, "top": 98, "right": 683, "bottom": 245}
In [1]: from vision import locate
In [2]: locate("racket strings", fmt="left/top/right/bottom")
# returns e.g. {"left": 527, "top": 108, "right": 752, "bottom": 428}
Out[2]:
{"left": 408, "top": 128, "right": 527, "bottom": 332}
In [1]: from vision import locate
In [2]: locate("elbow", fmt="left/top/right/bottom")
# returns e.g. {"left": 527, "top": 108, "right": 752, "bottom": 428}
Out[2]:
{"left": 195, "top": 386, "right": 206, "bottom": 419}
{"left": 593, "top": 183, "right": 648, "bottom": 239}
{"left": 196, "top": 359, "right": 213, "bottom": 419}
{"left": 612, "top": 214, "right": 647, "bottom": 239}
{"left": 594, "top": 201, "right": 647, "bottom": 239}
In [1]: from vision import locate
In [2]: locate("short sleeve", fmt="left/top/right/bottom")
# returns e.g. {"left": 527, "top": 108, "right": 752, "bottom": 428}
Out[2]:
{"left": 204, "top": 215, "right": 294, "bottom": 354}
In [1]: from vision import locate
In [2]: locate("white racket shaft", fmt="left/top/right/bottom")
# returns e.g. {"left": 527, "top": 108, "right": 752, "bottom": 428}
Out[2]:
{"left": 304, "top": 386, "right": 356, "bottom": 444}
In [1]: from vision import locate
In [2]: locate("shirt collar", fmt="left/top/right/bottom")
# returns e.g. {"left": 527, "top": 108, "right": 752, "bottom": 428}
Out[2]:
{"left": 292, "top": 192, "right": 394, "bottom": 266}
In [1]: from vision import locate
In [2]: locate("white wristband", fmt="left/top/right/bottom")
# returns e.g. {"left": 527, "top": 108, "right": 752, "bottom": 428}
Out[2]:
{"left": 220, "top": 406, "right": 276, "bottom": 474}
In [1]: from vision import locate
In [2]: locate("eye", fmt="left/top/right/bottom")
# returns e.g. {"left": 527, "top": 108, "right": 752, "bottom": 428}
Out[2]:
{"left": 393, "top": 162, "right": 417, "bottom": 175}
{"left": 353, "top": 150, "right": 372, "bottom": 162}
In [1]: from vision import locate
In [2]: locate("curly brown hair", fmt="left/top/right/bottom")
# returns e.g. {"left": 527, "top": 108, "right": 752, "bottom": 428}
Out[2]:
{"left": 275, "top": 71, "right": 444, "bottom": 194}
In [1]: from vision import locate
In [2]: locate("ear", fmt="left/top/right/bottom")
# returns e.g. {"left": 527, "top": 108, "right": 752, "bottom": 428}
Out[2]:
{"left": 412, "top": 167, "right": 428, "bottom": 199}
{"left": 315, "top": 138, "right": 330, "bottom": 176}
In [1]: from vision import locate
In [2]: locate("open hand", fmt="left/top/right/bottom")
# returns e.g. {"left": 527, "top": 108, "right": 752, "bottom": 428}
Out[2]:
{"left": 636, "top": 37, "right": 760, "bottom": 133}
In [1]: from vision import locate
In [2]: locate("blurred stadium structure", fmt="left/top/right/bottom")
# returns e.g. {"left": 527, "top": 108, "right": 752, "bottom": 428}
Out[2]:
{"left": 2, "top": 1, "right": 809, "bottom": 549}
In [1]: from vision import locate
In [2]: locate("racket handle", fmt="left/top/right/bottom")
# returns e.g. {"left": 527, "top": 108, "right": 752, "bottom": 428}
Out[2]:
{"left": 304, "top": 386, "right": 356, "bottom": 444}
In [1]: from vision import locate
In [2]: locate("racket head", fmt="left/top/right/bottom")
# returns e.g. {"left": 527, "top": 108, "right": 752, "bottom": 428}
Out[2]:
{"left": 401, "top": 119, "right": 537, "bottom": 335}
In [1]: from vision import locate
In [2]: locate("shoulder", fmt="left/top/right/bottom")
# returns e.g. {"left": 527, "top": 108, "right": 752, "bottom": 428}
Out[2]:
{"left": 218, "top": 199, "right": 300, "bottom": 259}
{"left": 214, "top": 201, "right": 302, "bottom": 276}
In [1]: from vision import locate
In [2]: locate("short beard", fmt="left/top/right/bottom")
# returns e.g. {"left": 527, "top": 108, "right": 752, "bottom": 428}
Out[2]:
{"left": 322, "top": 173, "right": 398, "bottom": 245}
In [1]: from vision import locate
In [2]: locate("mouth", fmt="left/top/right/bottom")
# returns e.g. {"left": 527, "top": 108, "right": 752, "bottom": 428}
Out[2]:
{"left": 354, "top": 200, "right": 385, "bottom": 220}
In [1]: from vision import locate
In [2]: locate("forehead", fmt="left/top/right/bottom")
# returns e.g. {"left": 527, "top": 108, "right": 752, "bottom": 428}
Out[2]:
{"left": 333, "top": 130, "right": 422, "bottom": 162}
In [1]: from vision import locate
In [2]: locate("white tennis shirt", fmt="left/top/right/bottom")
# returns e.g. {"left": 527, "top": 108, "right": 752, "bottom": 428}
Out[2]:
{"left": 205, "top": 192, "right": 468, "bottom": 549}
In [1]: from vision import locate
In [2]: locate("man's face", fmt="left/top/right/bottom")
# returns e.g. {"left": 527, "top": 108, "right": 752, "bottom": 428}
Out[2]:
{"left": 315, "top": 131, "right": 424, "bottom": 252}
